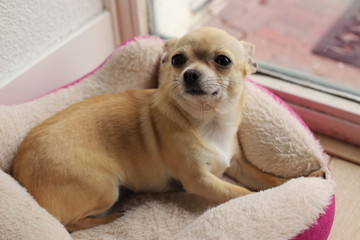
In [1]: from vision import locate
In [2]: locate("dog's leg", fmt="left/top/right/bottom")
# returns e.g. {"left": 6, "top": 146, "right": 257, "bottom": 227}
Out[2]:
{"left": 32, "top": 170, "right": 122, "bottom": 232}
{"left": 64, "top": 186, "right": 132, "bottom": 232}
{"left": 179, "top": 169, "right": 252, "bottom": 204}
{"left": 307, "top": 168, "right": 327, "bottom": 178}
{"left": 65, "top": 212, "right": 123, "bottom": 232}
{"left": 225, "top": 151, "right": 288, "bottom": 191}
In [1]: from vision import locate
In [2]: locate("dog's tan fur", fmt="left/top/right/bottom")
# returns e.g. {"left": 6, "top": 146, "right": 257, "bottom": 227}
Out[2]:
{"left": 12, "top": 27, "right": 301, "bottom": 232}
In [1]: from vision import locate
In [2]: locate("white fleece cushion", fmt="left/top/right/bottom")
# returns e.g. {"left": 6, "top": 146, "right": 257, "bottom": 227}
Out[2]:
{"left": 239, "top": 81, "right": 328, "bottom": 178}
{"left": 172, "top": 178, "right": 335, "bottom": 240}
{"left": 70, "top": 178, "right": 334, "bottom": 240}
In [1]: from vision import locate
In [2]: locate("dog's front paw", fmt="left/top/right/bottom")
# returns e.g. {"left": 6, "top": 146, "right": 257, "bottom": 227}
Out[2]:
{"left": 307, "top": 168, "right": 327, "bottom": 179}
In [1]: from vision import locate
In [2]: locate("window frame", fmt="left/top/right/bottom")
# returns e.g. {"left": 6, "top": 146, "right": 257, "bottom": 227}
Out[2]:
{"left": 251, "top": 74, "right": 360, "bottom": 147}
{"left": 103, "top": 0, "right": 149, "bottom": 45}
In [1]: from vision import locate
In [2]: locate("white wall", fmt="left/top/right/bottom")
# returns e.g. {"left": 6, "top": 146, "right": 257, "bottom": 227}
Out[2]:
{"left": 0, "top": 0, "right": 103, "bottom": 89}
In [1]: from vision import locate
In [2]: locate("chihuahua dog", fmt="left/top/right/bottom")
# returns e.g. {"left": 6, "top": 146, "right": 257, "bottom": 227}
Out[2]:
{"left": 13, "top": 27, "right": 301, "bottom": 231}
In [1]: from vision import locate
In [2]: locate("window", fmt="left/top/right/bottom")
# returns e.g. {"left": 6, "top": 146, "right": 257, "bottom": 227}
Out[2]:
{"left": 147, "top": 0, "right": 360, "bottom": 149}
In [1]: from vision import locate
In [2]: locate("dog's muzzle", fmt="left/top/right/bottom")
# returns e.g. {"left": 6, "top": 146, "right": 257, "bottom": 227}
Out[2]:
{"left": 183, "top": 69, "right": 220, "bottom": 97}
{"left": 183, "top": 69, "right": 209, "bottom": 96}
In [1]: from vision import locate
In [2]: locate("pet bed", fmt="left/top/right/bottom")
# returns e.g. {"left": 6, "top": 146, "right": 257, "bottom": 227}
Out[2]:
{"left": 0, "top": 36, "right": 335, "bottom": 240}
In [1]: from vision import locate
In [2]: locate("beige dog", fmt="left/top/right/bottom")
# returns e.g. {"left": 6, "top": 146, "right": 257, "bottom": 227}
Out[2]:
{"left": 12, "top": 27, "right": 299, "bottom": 231}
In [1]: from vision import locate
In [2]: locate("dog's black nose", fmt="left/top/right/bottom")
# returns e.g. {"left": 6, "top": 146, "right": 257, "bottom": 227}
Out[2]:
{"left": 183, "top": 69, "right": 201, "bottom": 85}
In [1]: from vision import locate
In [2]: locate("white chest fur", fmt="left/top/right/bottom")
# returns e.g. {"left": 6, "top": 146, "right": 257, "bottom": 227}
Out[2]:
{"left": 199, "top": 112, "right": 239, "bottom": 177}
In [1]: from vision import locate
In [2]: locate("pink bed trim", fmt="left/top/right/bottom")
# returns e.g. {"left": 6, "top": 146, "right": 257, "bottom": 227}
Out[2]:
{"left": 292, "top": 196, "right": 335, "bottom": 240}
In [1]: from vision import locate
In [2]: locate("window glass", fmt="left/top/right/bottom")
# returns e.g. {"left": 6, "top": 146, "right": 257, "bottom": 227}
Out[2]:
{"left": 149, "top": 0, "right": 360, "bottom": 98}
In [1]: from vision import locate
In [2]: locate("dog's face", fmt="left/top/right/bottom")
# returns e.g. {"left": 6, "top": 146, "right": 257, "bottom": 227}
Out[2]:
{"left": 159, "top": 27, "right": 257, "bottom": 113}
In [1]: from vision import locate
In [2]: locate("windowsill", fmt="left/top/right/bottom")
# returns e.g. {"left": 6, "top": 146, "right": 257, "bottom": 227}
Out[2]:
{"left": 250, "top": 73, "right": 360, "bottom": 149}
{"left": 315, "top": 133, "right": 360, "bottom": 166}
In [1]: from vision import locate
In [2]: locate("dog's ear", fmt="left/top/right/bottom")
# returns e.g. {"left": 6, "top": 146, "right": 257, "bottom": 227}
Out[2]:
{"left": 161, "top": 39, "right": 178, "bottom": 64}
{"left": 240, "top": 41, "right": 258, "bottom": 75}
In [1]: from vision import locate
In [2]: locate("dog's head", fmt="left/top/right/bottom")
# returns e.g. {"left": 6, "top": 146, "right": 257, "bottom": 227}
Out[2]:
{"left": 159, "top": 27, "right": 257, "bottom": 113}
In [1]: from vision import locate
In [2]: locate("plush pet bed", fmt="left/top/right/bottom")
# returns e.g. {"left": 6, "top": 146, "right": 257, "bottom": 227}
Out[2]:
{"left": 0, "top": 36, "right": 335, "bottom": 240}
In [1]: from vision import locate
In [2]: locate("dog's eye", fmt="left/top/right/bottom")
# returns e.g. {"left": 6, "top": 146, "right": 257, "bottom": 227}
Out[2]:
{"left": 215, "top": 55, "right": 231, "bottom": 67}
{"left": 172, "top": 54, "right": 187, "bottom": 67}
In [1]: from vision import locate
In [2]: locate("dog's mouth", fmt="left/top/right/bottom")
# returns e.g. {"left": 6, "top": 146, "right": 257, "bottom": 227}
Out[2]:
{"left": 185, "top": 87, "right": 220, "bottom": 97}
{"left": 185, "top": 89, "right": 207, "bottom": 96}
{"left": 180, "top": 68, "right": 222, "bottom": 98}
